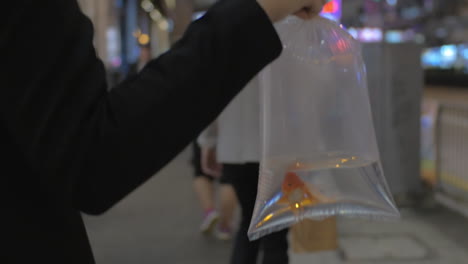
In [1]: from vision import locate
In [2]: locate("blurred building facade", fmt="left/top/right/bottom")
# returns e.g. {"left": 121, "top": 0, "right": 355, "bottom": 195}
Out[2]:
{"left": 77, "top": 0, "right": 173, "bottom": 84}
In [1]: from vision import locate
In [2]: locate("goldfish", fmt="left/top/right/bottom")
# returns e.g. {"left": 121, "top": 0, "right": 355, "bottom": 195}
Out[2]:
{"left": 278, "top": 171, "right": 319, "bottom": 207}
{"left": 256, "top": 171, "right": 330, "bottom": 228}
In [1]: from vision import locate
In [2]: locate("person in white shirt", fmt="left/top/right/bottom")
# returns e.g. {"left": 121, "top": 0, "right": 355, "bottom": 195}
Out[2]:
{"left": 198, "top": 78, "right": 289, "bottom": 264}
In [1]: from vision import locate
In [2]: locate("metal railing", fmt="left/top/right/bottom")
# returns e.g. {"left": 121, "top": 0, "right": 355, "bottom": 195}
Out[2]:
{"left": 435, "top": 103, "right": 468, "bottom": 217}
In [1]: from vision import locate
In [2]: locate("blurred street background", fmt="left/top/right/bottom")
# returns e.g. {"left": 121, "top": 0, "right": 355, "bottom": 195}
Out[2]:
{"left": 77, "top": 0, "right": 468, "bottom": 263}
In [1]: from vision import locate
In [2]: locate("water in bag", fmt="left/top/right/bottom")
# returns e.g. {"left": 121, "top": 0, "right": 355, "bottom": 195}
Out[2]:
{"left": 248, "top": 16, "right": 400, "bottom": 241}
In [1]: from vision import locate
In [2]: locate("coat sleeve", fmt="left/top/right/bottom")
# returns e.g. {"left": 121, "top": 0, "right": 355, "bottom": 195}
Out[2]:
{"left": 0, "top": 0, "right": 282, "bottom": 214}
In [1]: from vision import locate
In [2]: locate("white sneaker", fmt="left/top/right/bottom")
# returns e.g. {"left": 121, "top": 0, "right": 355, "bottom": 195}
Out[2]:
{"left": 200, "top": 210, "right": 219, "bottom": 235}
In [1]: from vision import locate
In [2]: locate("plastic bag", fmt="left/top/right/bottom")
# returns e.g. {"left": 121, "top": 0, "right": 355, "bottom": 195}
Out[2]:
{"left": 248, "top": 17, "right": 400, "bottom": 240}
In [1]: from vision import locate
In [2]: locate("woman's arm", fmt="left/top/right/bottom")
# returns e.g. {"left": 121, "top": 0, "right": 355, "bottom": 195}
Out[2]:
{"left": 1, "top": 0, "right": 282, "bottom": 214}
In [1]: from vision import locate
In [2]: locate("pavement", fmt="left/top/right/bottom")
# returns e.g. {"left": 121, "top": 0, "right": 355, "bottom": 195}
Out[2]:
{"left": 83, "top": 147, "right": 468, "bottom": 264}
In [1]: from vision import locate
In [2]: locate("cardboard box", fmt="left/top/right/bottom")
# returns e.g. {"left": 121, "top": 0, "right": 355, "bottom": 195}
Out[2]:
{"left": 290, "top": 217, "right": 338, "bottom": 253}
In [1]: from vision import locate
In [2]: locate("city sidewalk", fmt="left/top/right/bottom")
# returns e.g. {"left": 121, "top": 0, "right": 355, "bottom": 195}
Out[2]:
{"left": 84, "top": 149, "right": 468, "bottom": 264}
{"left": 293, "top": 207, "right": 468, "bottom": 264}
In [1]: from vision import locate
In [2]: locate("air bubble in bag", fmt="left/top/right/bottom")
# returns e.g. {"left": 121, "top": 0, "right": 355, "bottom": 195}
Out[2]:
{"left": 248, "top": 16, "right": 400, "bottom": 241}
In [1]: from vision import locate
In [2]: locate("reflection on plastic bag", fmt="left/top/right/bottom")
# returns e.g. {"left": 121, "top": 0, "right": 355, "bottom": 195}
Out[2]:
{"left": 248, "top": 17, "right": 400, "bottom": 241}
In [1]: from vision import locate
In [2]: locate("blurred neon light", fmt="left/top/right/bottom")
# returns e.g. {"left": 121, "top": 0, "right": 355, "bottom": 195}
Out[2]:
{"left": 422, "top": 45, "right": 458, "bottom": 69}
{"left": 348, "top": 28, "right": 359, "bottom": 39}
{"left": 323, "top": 1, "right": 339, "bottom": 13}
{"left": 463, "top": 48, "right": 468, "bottom": 60}
{"left": 321, "top": 0, "right": 342, "bottom": 22}
{"left": 359, "top": 28, "right": 383, "bottom": 42}
{"left": 441, "top": 45, "right": 456, "bottom": 58}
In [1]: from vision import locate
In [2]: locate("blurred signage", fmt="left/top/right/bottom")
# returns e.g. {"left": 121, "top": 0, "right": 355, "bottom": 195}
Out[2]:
{"left": 422, "top": 44, "right": 468, "bottom": 71}
{"left": 348, "top": 27, "right": 383, "bottom": 42}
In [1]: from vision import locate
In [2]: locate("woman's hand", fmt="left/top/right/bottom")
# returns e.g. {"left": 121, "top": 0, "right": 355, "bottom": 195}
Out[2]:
{"left": 257, "top": 0, "right": 327, "bottom": 22}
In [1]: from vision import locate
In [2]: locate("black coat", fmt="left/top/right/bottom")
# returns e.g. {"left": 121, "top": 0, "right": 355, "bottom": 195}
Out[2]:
{"left": 1, "top": 0, "right": 282, "bottom": 263}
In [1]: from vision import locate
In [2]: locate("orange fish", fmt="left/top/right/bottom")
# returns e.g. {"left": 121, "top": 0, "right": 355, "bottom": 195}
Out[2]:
{"left": 278, "top": 172, "right": 318, "bottom": 206}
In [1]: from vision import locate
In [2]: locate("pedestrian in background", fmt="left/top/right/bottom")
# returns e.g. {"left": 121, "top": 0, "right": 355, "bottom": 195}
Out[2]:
{"left": 191, "top": 141, "right": 237, "bottom": 239}
{"left": 199, "top": 78, "right": 289, "bottom": 264}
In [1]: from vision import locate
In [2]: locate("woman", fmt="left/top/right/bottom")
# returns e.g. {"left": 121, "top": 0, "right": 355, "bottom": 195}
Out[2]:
{"left": 1, "top": 0, "right": 325, "bottom": 262}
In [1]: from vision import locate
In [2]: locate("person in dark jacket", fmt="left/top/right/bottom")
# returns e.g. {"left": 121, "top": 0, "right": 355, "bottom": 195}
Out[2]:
{"left": 1, "top": 0, "right": 325, "bottom": 263}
